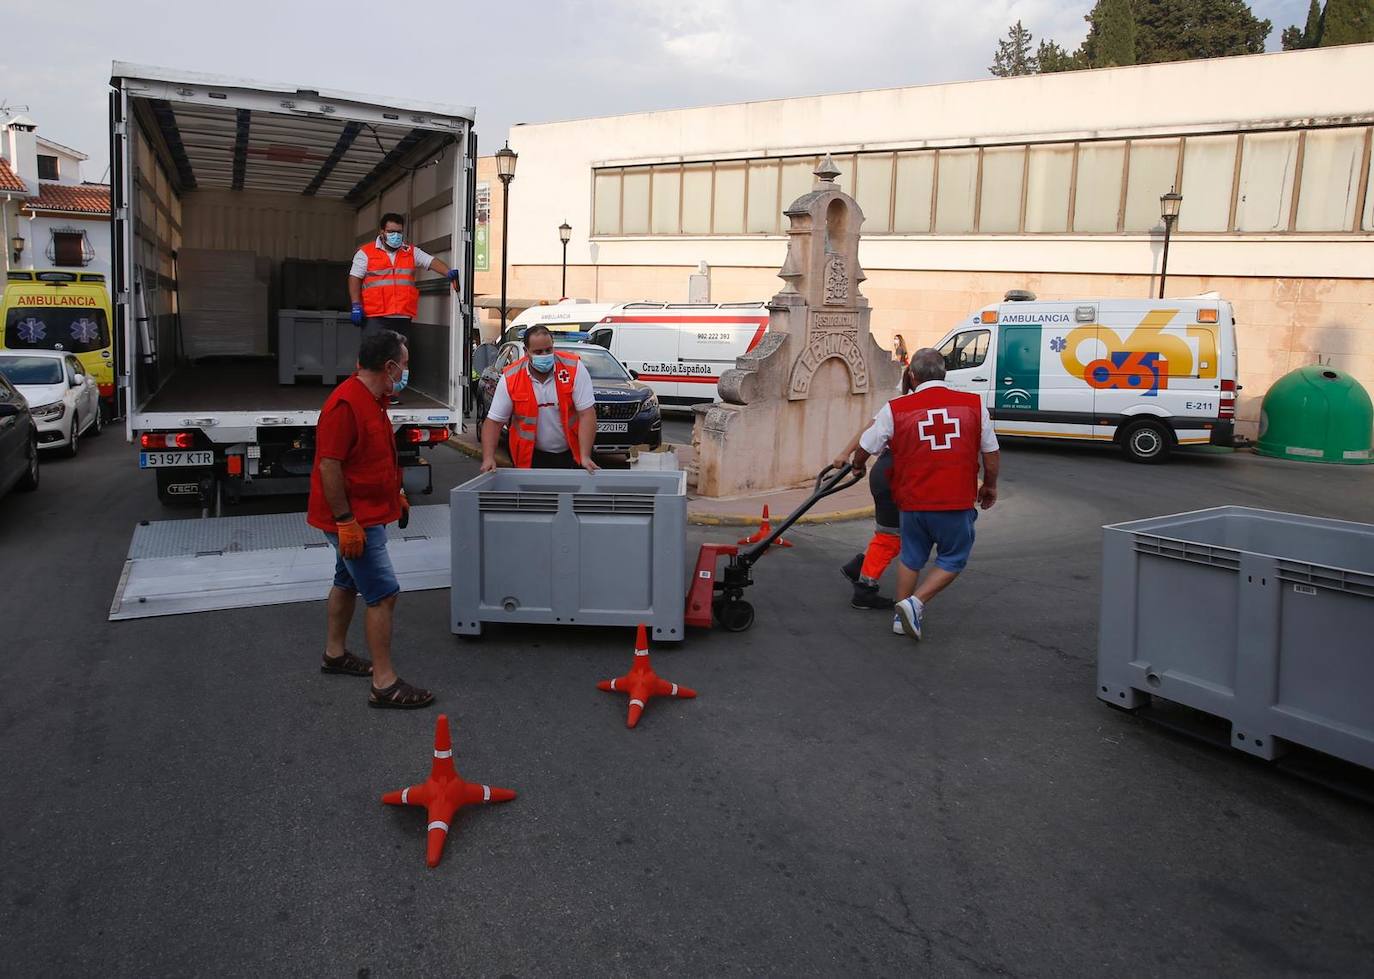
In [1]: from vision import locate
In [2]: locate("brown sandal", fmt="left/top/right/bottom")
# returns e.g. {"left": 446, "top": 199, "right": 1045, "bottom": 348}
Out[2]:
{"left": 368, "top": 678, "right": 435, "bottom": 710}
{"left": 321, "top": 650, "right": 373, "bottom": 677}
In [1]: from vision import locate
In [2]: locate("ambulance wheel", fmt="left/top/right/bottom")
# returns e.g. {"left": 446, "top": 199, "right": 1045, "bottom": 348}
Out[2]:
{"left": 717, "top": 599, "right": 755, "bottom": 633}
{"left": 1120, "top": 419, "right": 1173, "bottom": 464}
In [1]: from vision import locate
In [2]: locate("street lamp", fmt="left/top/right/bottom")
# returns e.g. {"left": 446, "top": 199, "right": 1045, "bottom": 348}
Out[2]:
{"left": 10, "top": 234, "right": 24, "bottom": 265}
{"left": 1158, "top": 187, "right": 1183, "bottom": 299}
{"left": 558, "top": 221, "right": 571, "bottom": 299}
{"left": 494, "top": 141, "right": 518, "bottom": 333}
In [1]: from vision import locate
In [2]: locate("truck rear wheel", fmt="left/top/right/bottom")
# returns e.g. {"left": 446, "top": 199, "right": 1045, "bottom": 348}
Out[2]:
{"left": 1120, "top": 419, "right": 1173, "bottom": 464}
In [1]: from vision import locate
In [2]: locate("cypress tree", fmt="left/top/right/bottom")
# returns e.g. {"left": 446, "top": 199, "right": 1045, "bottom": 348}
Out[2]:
{"left": 1083, "top": 0, "right": 1138, "bottom": 66}
{"left": 1319, "top": 0, "right": 1374, "bottom": 45}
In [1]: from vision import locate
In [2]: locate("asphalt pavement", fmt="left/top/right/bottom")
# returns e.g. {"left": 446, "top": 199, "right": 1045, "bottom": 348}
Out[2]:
{"left": 2, "top": 432, "right": 1373, "bottom": 977}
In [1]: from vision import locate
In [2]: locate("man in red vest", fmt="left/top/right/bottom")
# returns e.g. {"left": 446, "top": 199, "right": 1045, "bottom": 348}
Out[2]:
{"left": 479, "top": 325, "right": 599, "bottom": 472}
{"left": 348, "top": 212, "right": 460, "bottom": 370}
{"left": 308, "top": 329, "right": 433, "bottom": 709}
{"left": 846, "top": 348, "right": 1000, "bottom": 642}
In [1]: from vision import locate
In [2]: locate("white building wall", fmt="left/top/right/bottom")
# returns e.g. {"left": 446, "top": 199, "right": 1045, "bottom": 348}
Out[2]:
{"left": 21, "top": 214, "right": 111, "bottom": 278}
{"left": 506, "top": 45, "right": 1374, "bottom": 281}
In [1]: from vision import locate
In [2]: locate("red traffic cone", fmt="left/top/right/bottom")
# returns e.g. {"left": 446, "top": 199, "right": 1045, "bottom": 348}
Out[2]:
{"left": 597, "top": 624, "right": 697, "bottom": 729}
{"left": 381, "top": 713, "right": 516, "bottom": 868}
{"left": 738, "top": 504, "right": 792, "bottom": 547}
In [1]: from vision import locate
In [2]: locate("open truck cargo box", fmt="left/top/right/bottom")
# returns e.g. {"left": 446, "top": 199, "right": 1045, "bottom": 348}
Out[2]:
{"left": 109, "top": 63, "right": 476, "bottom": 505}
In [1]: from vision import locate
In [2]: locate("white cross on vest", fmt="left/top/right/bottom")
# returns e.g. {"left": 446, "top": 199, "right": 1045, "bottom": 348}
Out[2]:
{"left": 918, "top": 408, "right": 961, "bottom": 450}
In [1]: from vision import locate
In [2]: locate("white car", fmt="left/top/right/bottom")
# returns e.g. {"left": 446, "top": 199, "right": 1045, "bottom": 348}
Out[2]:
{"left": 0, "top": 350, "right": 103, "bottom": 457}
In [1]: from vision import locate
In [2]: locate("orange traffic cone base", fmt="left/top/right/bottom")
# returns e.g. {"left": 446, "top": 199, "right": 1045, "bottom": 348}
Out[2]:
{"left": 598, "top": 623, "right": 697, "bottom": 729}
{"left": 381, "top": 713, "right": 516, "bottom": 867}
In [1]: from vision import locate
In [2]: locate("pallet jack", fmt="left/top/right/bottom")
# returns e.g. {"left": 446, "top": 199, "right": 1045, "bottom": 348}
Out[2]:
{"left": 685, "top": 464, "right": 864, "bottom": 633}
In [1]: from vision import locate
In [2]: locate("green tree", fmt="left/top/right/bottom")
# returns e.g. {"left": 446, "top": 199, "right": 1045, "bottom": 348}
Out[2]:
{"left": 1082, "top": 0, "right": 1138, "bottom": 66}
{"left": 1282, "top": 0, "right": 1324, "bottom": 47}
{"left": 1319, "top": 0, "right": 1374, "bottom": 44}
{"left": 990, "top": 21, "right": 1040, "bottom": 76}
{"left": 1037, "top": 39, "right": 1087, "bottom": 71}
{"left": 1132, "top": 0, "right": 1271, "bottom": 63}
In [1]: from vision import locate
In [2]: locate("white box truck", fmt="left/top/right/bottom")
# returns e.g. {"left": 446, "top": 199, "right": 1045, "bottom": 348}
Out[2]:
{"left": 109, "top": 63, "right": 476, "bottom": 510}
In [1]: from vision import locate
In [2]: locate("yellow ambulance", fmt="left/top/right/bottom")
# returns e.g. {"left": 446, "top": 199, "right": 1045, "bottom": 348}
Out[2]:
{"left": 2, "top": 270, "right": 115, "bottom": 417}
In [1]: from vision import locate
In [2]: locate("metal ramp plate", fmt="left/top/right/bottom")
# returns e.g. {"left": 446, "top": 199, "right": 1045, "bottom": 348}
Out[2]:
{"left": 109, "top": 505, "right": 451, "bottom": 621}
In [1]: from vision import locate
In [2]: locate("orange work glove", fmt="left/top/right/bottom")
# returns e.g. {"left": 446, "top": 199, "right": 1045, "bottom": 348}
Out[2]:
{"left": 398, "top": 490, "right": 410, "bottom": 529}
{"left": 336, "top": 518, "right": 366, "bottom": 559}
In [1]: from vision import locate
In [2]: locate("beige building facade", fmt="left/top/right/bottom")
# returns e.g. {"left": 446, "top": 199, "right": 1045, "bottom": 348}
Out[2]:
{"left": 490, "top": 45, "right": 1374, "bottom": 436}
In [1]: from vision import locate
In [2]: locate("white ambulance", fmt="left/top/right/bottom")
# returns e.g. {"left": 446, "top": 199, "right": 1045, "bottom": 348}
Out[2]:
{"left": 587, "top": 302, "right": 770, "bottom": 409}
{"left": 933, "top": 292, "right": 1238, "bottom": 462}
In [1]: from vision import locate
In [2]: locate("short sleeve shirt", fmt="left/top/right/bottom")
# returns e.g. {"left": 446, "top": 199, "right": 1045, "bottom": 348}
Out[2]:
{"left": 349, "top": 238, "right": 435, "bottom": 278}
{"left": 860, "top": 381, "right": 1000, "bottom": 456}
{"left": 487, "top": 360, "right": 596, "bottom": 453}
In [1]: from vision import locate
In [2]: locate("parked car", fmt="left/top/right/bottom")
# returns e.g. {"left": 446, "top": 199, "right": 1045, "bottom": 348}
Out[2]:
{"left": 477, "top": 341, "right": 662, "bottom": 455}
{"left": 0, "top": 370, "right": 40, "bottom": 498}
{"left": 0, "top": 350, "right": 103, "bottom": 457}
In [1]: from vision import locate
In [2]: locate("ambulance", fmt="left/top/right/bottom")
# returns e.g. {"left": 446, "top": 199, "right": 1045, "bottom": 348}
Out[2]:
{"left": 587, "top": 302, "right": 770, "bottom": 409}
{"left": 934, "top": 292, "right": 1238, "bottom": 462}
{"left": 2, "top": 270, "right": 115, "bottom": 418}
{"left": 502, "top": 299, "right": 624, "bottom": 343}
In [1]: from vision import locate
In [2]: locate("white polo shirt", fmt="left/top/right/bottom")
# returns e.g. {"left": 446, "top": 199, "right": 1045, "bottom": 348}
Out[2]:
{"left": 486, "top": 360, "right": 596, "bottom": 453}
{"left": 349, "top": 237, "right": 435, "bottom": 279}
{"left": 860, "top": 381, "right": 1000, "bottom": 456}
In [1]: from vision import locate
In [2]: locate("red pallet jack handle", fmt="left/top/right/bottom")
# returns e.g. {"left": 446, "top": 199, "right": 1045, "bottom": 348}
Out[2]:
{"left": 685, "top": 464, "right": 863, "bottom": 632}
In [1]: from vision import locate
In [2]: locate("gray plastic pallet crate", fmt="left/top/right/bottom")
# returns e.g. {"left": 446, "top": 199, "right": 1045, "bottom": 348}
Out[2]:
{"left": 1098, "top": 506, "right": 1374, "bottom": 769}
{"left": 277, "top": 310, "right": 360, "bottom": 385}
{"left": 451, "top": 469, "right": 687, "bottom": 641}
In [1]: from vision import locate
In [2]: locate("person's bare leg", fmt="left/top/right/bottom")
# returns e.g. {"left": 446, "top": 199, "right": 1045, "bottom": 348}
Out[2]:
{"left": 325, "top": 586, "right": 356, "bottom": 659}
{"left": 896, "top": 562, "right": 920, "bottom": 601}
{"left": 365, "top": 593, "right": 399, "bottom": 689}
{"left": 914, "top": 568, "right": 959, "bottom": 605}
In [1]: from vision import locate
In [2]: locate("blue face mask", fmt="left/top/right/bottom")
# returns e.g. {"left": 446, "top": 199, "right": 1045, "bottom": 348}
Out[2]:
{"left": 391, "top": 365, "right": 409, "bottom": 393}
{"left": 530, "top": 353, "right": 556, "bottom": 373}
{"left": 384, "top": 231, "right": 404, "bottom": 249}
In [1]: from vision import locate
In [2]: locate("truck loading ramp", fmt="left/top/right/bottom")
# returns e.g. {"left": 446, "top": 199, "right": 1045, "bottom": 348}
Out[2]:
{"left": 109, "top": 506, "right": 450, "bottom": 621}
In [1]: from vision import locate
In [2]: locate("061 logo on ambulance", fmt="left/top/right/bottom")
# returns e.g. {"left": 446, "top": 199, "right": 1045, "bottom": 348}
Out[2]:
{"left": 1057, "top": 309, "right": 1218, "bottom": 392}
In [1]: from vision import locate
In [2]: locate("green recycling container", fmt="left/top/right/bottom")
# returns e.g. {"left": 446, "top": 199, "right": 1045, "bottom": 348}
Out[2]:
{"left": 1256, "top": 365, "right": 1373, "bottom": 465}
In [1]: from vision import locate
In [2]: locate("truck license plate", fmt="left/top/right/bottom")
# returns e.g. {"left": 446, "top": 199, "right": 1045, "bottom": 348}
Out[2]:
{"left": 597, "top": 422, "right": 629, "bottom": 434}
{"left": 140, "top": 451, "right": 214, "bottom": 468}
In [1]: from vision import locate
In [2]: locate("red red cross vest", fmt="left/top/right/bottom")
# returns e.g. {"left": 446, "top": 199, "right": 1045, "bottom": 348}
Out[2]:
{"left": 359, "top": 241, "right": 419, "bottom": 319}
{"left": 888, "top": 385, "right": 984, "bottom": 512}
{"left": 503, "top": 352, "right": 584, "bottom": 467}
{"left": 307, "top": 376, "right": 401, "bottom": 531}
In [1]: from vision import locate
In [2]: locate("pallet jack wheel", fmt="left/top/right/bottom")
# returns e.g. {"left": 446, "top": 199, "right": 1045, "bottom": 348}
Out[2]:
{"left": 717, "top": 599, "right": 755, "bottom": 633}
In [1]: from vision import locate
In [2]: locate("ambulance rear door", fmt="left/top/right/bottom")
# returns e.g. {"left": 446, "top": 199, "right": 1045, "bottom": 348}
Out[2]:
{"left": 672, "top": 304, "right": 768, "bottom": 405}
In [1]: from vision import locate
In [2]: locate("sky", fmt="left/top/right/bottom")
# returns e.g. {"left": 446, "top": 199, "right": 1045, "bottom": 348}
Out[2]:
{"left": 0, "top": 0, "right": 1309, "bottom": 182}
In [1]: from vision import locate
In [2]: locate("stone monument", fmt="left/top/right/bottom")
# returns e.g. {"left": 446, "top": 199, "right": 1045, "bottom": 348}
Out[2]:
{"left": 691, "top": 155, "right": 901, "bottom": 497}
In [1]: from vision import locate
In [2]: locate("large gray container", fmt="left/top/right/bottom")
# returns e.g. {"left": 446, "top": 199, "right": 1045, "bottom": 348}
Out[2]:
{"left": 1098, "top": 506, "right": 1374, "bottom": 768}
{"left": 277, "top": 310, "right": 360, "bottom": 385}
{"left": 451, "top": 469, "right": 687, "bottom": 641}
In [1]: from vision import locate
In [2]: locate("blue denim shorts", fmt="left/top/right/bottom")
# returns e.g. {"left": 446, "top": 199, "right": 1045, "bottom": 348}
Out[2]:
{"left": 325, "top": 525, "right": 400, "bottom": 606}
{"left": 900, "top": 508, "right": 978, "bottom": 574}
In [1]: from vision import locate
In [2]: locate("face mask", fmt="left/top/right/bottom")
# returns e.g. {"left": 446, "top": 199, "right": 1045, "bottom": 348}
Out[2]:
{"left": 384, "top": 231, "right": 404, "bottom": 249}
{"left": 530, "top": 353, "right": 556, "bottom": 373}
{"left": 390, "top": 365, "right": 410, "bottom": 393}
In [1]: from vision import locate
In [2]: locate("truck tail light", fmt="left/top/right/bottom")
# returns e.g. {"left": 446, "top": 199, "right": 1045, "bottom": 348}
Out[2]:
{"left": 140, "top": 432, "right": 194, "bottom": 449}
{"left": 1219, "top": 379, "right": 1236, "bottom": 419}
{"left": 226, "top": 454, "right": 244, "bottom": 476}
{"left": 406, "top": 427, "right": 451, "bottom": 444}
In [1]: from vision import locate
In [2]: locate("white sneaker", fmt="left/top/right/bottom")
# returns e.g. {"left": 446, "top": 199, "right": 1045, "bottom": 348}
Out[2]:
{"left": 892, "top": 613, "right": 905, "bottom": 636}
{"left": 894, "top": 597, "right": 923, "bottom": 640}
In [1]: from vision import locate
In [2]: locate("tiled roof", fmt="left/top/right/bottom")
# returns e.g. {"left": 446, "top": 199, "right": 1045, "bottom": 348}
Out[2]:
{"left": 0, "top": 158, "right": 25, "bottom": 193}
{"left": 22, "top": 182, "right": 110, "bottom": 215}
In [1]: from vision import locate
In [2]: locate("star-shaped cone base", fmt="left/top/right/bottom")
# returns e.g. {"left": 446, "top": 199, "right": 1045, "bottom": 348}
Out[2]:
{"left": 597, "top": 623, "right": 697, "bottom": 729}
{"left": 737, "top": 504, "right": 793, "bottom": 547}
{"left": 381, "top": 713, "right": 516, "bottom": 867}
